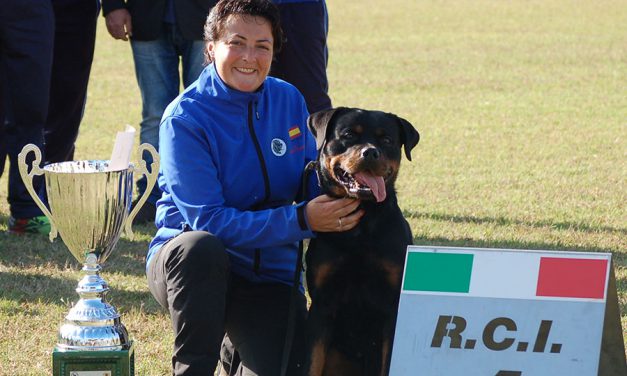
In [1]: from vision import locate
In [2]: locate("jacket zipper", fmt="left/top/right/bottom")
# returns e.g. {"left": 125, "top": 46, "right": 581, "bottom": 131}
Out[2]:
{"left": 247, "top": 101, "right": 271, "bottom": 203}
{"left": 253, "top": 249, "right": 261, "bottom": 276}
{"left": 247, "top": 101, "right": 270, "bottom": 275}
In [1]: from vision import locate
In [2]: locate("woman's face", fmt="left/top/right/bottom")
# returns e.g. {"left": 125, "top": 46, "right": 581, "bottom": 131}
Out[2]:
{"left": 208, "top": 15, "right": 274, "bottom": 93}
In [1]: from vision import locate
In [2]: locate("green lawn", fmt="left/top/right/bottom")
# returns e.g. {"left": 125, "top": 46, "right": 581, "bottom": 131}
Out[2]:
{"left": 0, "top": 0, "right": 625, "bottom": 374}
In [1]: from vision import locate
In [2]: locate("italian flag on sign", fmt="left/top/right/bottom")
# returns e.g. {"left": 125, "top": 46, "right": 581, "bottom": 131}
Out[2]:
{"left": 402, "top": 247, "right": 610, "bottom": 301}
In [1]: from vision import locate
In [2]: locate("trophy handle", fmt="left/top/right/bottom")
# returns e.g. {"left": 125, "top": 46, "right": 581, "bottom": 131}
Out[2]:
{"left": 125, "top": 143, "right": 160, "bottom": 240}
{"left": 17, "top": 144, "right": 58, "bottom": 241}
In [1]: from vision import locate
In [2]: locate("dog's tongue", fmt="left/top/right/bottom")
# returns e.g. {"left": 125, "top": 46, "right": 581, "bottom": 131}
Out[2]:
{"left": 354, "top": 172, "right": 386, "bottom": 202}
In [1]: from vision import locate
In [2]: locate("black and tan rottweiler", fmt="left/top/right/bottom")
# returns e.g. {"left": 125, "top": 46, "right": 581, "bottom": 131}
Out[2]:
{"left": 304, "top": 107, "right": 420, "bottom": 376}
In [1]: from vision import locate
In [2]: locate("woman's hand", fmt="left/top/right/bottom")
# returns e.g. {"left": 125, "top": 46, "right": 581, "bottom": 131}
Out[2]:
{"left": 305, "top": 195, "right": 365, "bottom": 232}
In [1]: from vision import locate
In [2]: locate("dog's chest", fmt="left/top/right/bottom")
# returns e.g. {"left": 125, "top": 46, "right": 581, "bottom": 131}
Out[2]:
{"left": 308, "top": 234, "right": 405, "bottom": 300}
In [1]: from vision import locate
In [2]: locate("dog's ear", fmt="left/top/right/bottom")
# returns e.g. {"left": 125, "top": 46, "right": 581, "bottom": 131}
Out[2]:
{"left": 395, "top": 115, "right": 420, "bottom": 161}
{"left": 307, "top": 107, "right": 349, "bottom": 150}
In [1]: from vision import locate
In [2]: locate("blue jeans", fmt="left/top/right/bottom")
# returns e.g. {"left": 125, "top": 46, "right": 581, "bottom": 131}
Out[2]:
{"left": 131, "top": 23, "right": 205, "bottom": 205}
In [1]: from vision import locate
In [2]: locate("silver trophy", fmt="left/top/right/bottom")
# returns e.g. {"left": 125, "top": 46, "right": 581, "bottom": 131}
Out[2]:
{"left": 18, "top": 143, "right": 159, "bottom": 353}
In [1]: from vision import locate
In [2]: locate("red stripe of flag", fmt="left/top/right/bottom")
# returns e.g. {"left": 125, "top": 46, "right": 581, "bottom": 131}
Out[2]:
{"left": 536, "top": 257, "right": 608, "bottom": 299}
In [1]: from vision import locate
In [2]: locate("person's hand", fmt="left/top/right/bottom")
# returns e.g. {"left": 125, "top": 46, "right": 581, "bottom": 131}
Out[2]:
{"left": 105, "top": 9, "right": 132, "bottom": 41}
{"left": 305, "top": 195, "right": 364, "bottom": 232}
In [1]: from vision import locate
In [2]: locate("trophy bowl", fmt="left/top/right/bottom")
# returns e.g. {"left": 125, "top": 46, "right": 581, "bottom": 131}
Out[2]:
{"left": 18, "top": 143, "right": 159, "bottom": 352}
{"left": 44, "top": 159, "right": 133, "bottom": 266}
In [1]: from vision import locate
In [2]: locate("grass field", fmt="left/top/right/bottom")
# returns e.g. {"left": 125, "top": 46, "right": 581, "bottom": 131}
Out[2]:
{"left": 1, "top": 0, "right": 625, "bottom": 374}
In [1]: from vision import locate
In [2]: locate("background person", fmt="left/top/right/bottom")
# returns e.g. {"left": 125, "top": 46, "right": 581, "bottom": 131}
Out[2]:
{"left": 44, "top": 0, "right": 100, "bottom": 165}
{"left": 102, "top": 0, "right": 213, "bottom": 223}
{"left": 270, "top": 0, "right": 332, "bottom": 114}
{"left": 0, "top": 0, "right": 54, "bottom": 234}
{"left": 0, "top": 0, "right": 98, "bottom": 235}
{"left": 146, "top": 0, "right": 362, "bottom": 374}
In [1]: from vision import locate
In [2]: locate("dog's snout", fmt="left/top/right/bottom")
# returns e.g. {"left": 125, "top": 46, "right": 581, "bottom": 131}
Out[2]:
{"left": 362, "top": 147, "right": 380, "bottom": 161}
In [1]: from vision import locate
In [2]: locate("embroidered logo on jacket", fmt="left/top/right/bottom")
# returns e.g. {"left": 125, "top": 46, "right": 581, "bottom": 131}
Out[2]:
{"left": 271, "top": 138, "right": 287, "bottom": 156}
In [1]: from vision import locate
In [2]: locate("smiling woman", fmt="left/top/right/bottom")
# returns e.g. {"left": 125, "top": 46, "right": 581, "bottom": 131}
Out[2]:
{"left": 207, "top": 15, "right": 274, "bottom": 92}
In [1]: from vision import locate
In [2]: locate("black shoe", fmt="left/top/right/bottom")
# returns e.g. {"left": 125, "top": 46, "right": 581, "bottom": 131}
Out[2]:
{"left": 131, "top": 200, "right": 156, "bottom": 224}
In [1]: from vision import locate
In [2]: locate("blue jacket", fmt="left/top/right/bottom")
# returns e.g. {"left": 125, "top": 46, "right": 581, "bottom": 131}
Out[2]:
{"left": 148, "top": 64, "right": 319, "bottom": 285}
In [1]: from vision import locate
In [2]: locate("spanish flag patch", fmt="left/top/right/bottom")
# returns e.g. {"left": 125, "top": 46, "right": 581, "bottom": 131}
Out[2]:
{"left": 288, "top": 126, "right": 301, "bottom": 140}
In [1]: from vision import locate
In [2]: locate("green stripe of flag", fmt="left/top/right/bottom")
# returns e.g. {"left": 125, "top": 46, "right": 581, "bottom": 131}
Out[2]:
{"left": 403, "top": 252, "right": 474, "bottom": 293}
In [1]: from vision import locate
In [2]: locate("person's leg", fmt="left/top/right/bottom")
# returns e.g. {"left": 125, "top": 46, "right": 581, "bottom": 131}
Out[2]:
{"left": 0, "top": 48, "right": 6, "bottom": 179}
{"left": 0, "top": 0, "right": 54, "bottom": 221}
{"left": 180, "top": 39, "right": 206, "bottom": 88}
{"left": 44, "top": 0, "right": 99, "bottom": 164}
{"left": 0, "top": 129, "right": 5, "bottom": 183}
{"left": 271, "top": 1, "right": 332, "bottom": 114}
{"left": 147, "top": 231, "right": 230, "bottom": 375}
{"left": 130, "top": 23, "right": 180, "bottom": 208}
{"left": 224, "top": 276, "right": 307, "bottom": 376}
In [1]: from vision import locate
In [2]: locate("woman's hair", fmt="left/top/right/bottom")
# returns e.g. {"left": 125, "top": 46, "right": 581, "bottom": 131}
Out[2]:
{"left": 204, "top": 0, "right": 284, "bottom": 64}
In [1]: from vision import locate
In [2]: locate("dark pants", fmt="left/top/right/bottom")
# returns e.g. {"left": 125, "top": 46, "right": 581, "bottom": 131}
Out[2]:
{"left": 44, "top": 0, "right": 99, "bottom": 164}
{"left": 0, "top": 0, "right": 98, "bottom": 218}
{"left": 0, "top": 0, "right": 54, "bottom": 218}
{"left": 271, "top": 0, "right": 332, "bottom": 113}
{"left": 148, "top": 231, "right": 307, "bottom": 376}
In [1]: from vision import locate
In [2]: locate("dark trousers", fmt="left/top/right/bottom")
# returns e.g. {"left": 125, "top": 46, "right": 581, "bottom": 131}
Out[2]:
{"left": 271, "top": 0, "right": 332, "bottom": 113}
{"left": 147, "top": 231, "right": 307, "bottom": 376}
{"left": 44, "top": 0, "right": 99, "bottom": 164}
{"left": 0, "top": 0, "right": 54, "bottom": 218}
{"left": 0, "top": 0, "right": 98, "bottom": 218}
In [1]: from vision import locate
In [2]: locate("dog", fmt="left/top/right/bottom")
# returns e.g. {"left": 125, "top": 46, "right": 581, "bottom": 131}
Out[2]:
{"left": 304, "top": 107, "right": 419, "bottom": 376}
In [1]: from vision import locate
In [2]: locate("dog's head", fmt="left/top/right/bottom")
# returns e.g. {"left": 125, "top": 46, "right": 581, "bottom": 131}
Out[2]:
{"left": 308, "top": 107, "right": 419, "bottom": 202}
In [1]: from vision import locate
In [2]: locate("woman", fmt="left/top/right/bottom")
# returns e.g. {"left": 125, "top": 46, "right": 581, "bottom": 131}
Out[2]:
{"left": 147, "top": 0, "right": 363, "bottom": 374}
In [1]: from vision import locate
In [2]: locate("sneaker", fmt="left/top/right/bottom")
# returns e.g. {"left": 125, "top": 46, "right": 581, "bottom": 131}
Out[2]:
{"left": 8, "top": 215, "right": 51, "bottom": 235}
{"left": 131, "top": 200, "right": 156, "bottom": 225}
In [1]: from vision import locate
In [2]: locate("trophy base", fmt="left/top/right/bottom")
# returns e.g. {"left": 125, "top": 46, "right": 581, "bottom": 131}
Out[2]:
{"left": 52, "top": 341, "right": 135, "bottom": 376}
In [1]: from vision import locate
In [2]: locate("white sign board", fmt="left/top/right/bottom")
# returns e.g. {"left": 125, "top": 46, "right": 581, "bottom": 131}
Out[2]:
{"left": 389, "top": 246, "right": 623, "bottom": 376}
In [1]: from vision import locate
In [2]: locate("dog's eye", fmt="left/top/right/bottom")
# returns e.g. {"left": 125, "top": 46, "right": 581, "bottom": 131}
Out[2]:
{"left": 381, "top": 136, "right": 393, "bottom": 145}
{"left": 341, "top": 130, "right": 356, "bottom": 140}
